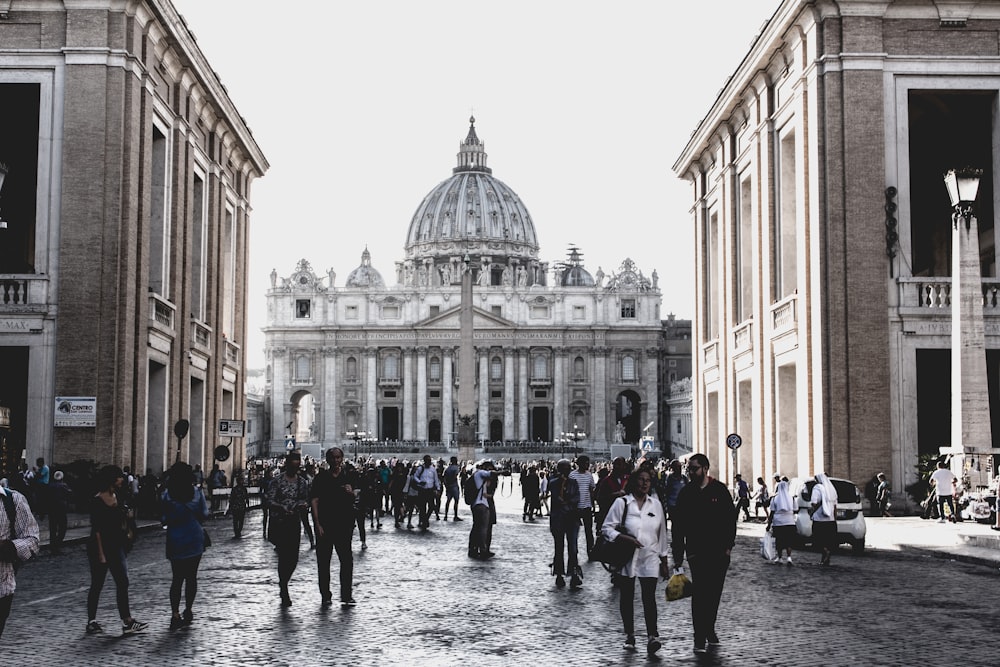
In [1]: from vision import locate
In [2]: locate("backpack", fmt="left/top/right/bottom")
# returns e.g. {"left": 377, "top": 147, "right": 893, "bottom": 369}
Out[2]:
{"left": 463, "top": 475, "right": 481, "bottom": 506}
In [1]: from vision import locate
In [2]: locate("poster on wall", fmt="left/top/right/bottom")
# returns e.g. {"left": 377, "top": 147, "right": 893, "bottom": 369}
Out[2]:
{"left": 54, "top": 396, "right": 96, "bottom": 427}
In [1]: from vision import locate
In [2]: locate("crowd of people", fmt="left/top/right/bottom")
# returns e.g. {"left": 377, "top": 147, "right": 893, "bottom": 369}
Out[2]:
{"left": 3, "top": 447, "right": 998, "bottom": 654}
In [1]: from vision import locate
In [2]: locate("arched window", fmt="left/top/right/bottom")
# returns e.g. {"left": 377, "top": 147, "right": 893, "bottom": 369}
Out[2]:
{"left": 295, "top": 354, "right": 310, "bottom": 382}
{"left": 532, "top": 354, "right": 548, "bottom": 379}
{"left": 573, "top": 356, "right": 585, "bottom": 379}
{"left": 383, "top": 353, "right": 399, "bottom": 379}
{"left": 621, "top": 355, "right": 636, "bottom": 382}
{"left": 490, "top": 355, "right": 503, "bottom": 381}
{"left": 346, "top": 356, "right": 358, "bottom": 380}
{"left": 429, "top": 356, "right": 441, "bottom": 382}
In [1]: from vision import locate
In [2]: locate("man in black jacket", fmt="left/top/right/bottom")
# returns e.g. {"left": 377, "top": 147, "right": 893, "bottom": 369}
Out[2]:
{"left": 670, "top": 453, "right": 737, "bottom": 654}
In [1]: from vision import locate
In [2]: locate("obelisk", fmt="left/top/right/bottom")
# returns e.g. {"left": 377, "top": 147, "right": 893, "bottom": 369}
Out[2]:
{"left": 457, "top": 256, "right": 478, "bottom": 462}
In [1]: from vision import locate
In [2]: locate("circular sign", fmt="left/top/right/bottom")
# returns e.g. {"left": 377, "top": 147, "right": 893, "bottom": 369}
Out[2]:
{"left": 213, "top": 445, "right": 231, "bottom": 462}
{"left": 725, "top": 433, "right": 742, "bottom": 450}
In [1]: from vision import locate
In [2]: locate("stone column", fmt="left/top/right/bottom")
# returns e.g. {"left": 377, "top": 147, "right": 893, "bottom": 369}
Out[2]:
{"left": 553, "top": 349, "right": 565, "bottom": 439}
{"left": 949, "top": 212, "right": 994, "bottom": 475}
{"left": 518, "top": 349, "right": 529, "bottom": 440}
{"left": 322, "top": 346, "right": 338, "bottom": 444}
{"left": 269, "top": 347, "right": 288, "bottom": 449}
{"left": 442, "top": 349, "right": 454, "bottom": 445}
{"left": 365, "top": 347, "right": 378, "bottom": 437}
{"left": 403, "top": 347, "right": 415, "bottom": 440}
{"left": 416, "top": 347, "right": 428, "bottom": 441}
{"left": 478, "top": 347, "right": 489, "bottom": 442}
{"left": 504, "top": 346, "right": 514, "bottom": 442}
{"left": 594, "top": 347, "right": 608, "bottom": 445}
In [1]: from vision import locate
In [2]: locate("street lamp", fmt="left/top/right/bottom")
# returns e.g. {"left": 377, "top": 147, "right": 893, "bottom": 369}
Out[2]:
{"left": 942, "top": 167, "right": 994, "bottom": 484}
{"left": 564, "top": 424, "right": 587, "bottom": 457}
{"left": 345, "top": 424, "right": 366, "bottom": 462}
{"left": 554, "top": 435, "right": 569, "bottom": 459}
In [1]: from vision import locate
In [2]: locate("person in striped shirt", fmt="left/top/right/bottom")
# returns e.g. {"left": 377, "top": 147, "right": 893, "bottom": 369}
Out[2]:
{"left": 569, "top": 455, "right": 597, "bottom": 557}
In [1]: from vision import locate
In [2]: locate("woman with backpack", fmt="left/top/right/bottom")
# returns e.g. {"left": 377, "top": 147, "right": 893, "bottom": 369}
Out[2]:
{"left": 161, "top": 462, "right": 210, "bottom": 629}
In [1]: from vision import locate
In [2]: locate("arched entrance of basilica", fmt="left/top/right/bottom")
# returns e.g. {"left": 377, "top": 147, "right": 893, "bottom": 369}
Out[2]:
{"left": 288, "top": 390, "right": 317, "bottom": 444}
{"left": 614, "top": 390, "right": 642, "bottom": 444}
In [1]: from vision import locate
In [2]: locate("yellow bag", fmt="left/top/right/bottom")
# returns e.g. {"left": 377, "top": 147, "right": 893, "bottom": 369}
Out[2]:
{"left": 665, "top": 572, "right": 693, "bottom": 602}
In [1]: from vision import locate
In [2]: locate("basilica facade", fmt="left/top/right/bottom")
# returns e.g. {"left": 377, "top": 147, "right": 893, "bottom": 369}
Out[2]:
{"left": 263, "top": 119, "right": 663, "bottom": 454}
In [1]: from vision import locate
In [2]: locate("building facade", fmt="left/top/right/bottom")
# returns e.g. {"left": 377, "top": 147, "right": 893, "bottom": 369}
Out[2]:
{"left": 672, "top": 0, "right": 1000, "bottom": 497}
{"left": 0, "top": 0, "right": 268, "bottom": 476}
{"left": 264, "top": 119, "right": 662, "bottom": 456}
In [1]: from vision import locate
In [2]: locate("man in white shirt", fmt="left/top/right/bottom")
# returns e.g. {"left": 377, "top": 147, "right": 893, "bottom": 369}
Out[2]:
{"left": 569, "top": 456, "right": 597, "bottom": 557}
{"left": 929, "top": 460, "right": 958, "bottom": 523}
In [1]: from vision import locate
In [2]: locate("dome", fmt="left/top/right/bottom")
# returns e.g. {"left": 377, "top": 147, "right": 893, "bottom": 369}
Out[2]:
{"left": 404, "top": 117, "right": 540, "bottom": 266}
{"left": 558, "top": 246, "right": 594, "bottom": 287}
{"left": 345, "top": 247, "right": 385, "bottom": 288}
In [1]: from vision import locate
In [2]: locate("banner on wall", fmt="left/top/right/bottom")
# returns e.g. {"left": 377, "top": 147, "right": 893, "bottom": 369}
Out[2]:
{"left": 54, "top": 397, "right": 96, "bottom": 427}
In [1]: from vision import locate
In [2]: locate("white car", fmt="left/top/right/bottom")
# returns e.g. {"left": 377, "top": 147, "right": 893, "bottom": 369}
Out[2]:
{"left": 791, "top": 477, "right": 867, "bottom": 553}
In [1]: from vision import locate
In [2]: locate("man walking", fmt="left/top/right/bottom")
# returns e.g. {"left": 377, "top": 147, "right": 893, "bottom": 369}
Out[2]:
{"left": 733, "top": 473, "right": 751, "bottom": 521}
{"left": 310, "top": 447, "right": 361, "bottom": 605}
{"left": 569, "top": 455, "right": 596, "bottom": 556}
{"left": 671, "top": 453, "right": 737, "bottom": 654}
{"left": 929, "top": 460, "right": 958, "bottom": 523}
{"left": 0, "top": 485, "right": 40, "bottom": 638}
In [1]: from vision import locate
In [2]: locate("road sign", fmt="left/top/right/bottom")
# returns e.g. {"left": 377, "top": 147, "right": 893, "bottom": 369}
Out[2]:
{"left": 218, "top": 419, "right": 245, "bottom": 438}
{"left": 725, "top": 433, "right": 742, "bottom": 450}
{"left": 640, "top": 436, "right": 655, "bottom": 451}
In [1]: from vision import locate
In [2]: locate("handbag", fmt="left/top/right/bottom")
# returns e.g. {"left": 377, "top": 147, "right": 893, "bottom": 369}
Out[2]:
{"left": 589, "top": 498, "right": 636, "bottom": 569}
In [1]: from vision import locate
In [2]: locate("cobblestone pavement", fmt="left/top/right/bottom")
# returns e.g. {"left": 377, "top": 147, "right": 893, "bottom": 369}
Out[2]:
{"left": 5, "top": 491, "right": 998, "bottom": 666}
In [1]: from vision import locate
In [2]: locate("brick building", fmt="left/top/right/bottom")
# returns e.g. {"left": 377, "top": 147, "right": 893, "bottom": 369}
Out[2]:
{"left": 0, "top": 0, "right": 268, "bottom": 476}
{"left": 672, "top": 0, "right": 1000, "bottom": 497}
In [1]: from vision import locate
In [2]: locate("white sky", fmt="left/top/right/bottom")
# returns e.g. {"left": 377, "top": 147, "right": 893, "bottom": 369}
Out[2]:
{"left": 169, "top": 0, "right": 781, "bottom": 369}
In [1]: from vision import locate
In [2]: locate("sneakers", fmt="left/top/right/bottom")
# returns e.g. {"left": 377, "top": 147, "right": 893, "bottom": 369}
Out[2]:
{"left": 361, "top": 541, "right": 368, "bottom": 550}
{"left": 341, "top": 598, "right": 357, "bottom": 606}
{"left": 694, "top": 639, "right": 707, "bottom": 654}
{"left": 707, "top": 632, "right": 721, "bottom": 646}
{"left": 623, "top": 635, "right": 636, "bottom": 650}
{"left": 121, "top": 619, "right": 148, "bottom": 635}
{"left": 169, "top": 616, "right": 184, "bottom": 631}
{"left": 647, "top": 637, "right": 662, "bottom": 655}
{"left": 182, "top": 609, "right": 193, "bottom": 626}
{"left": 452, "top": 516, "right": 463, "bottom": 521}
{"left": 85, "top": 620, "right": 103, "bottom": 635}
{"left": 785, "top": 556, "right": 793, "bottom": 565}
{"left": 937, "top": 518, "right": 946, "bottom": 523}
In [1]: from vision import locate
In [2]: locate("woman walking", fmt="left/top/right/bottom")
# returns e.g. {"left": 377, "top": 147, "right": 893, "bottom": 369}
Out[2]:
{"left": 601, "top": 468, "right": 669, "bottom": 655}
{"left": 766, "top": 479, "right": 796, "bottom": 564}
{"left": 85, "top": 465, "right": 147, "bottom": 636}
{"left": 548, "top": 459, "right": 581, "bottom": 588}
{"left": 229, "top": 473, "right": 249, "bottom": 538}
{"left": 810, "top": 473, "right": 838, "bottom": 565}
{"left": 267, "top": 451, "right": 311, "bottom": 606}
{"left": 161, "top": 462, "right": 210, "bottom": 629}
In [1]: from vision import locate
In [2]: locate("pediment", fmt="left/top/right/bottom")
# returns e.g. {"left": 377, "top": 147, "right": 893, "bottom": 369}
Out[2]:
{"left": 417, "top": 305, "right": 514, "bottom": 329}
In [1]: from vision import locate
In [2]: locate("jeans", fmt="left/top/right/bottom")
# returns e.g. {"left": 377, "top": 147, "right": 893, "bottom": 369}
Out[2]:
{"left": 469, "top": 504, "right": 491, "bottom": 556}
{"left": 87, "top": 544, "right": 131, "bottom": 621}
{"left": 937, "top": 495, "right": 956, "bottom": 520}
{"left": 316, "top": 525, "right": 354, "bottom": 601}
{"left": 551, "top": 522, "right": 580, "bottom": 576}
{"left": 578, "top": 507, "right": 595, "bottom": 554}
{"left": 688, "top": 553, "right": 730, "bottom": 642}
{"left": 617, "top": 576, "right": 659, "bottom": 637}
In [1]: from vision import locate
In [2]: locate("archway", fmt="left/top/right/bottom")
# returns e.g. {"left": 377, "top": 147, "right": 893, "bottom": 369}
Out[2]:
{"left": 489, "top": 419, "right": 503, "bottom": 442}
{"left": 614, "top": 390, "right": 642, "bottom": 444}
{"left": 289, "top": 390, "right": 317, "bottom": 444}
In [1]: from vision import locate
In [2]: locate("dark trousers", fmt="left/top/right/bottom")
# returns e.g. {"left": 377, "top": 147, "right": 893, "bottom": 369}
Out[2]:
{"left": 0, "top": 593, "right": 12, "bottom": 638}
{"left": 316, "top": 526, "right": 354, "bottom": 601}
{"left": 736, "top": 497, "right": 751, "bottom": 519}
{"left": 276, "top": 540, "right": 300, "bottom": 590}
{"left": 87, "top": 545, "right": 131, "bottom": 621}
{"left": 232, "top": 509, "right": 246, "bottom": 537}
{"left": 551, "top": 523, "right": 579, "bottom": 576}
{"left": 169, "top": 555, "right": 202, "bottom": 613}
{"left": 938, "top": 495, "right": 956, "bottom": 520}
{"left": 262, "top": 503, "right": 270, "bottom": 538}
{"left": 49, "top": 510, "right": 68, "bottom": 552}
{"left": 688, "top": 553, "right": 730, "bottom": 642}
{"left": 300, "top": 511, "right": 315, "bottom": 546}
{"left": 617, "top": 576, "right": 658, "bottom": 637}
{"left": 469, "top": 504, "right": 491, "bottom": 556}
{"left": 418, "top": 489, "right": 436, "bottom": 526}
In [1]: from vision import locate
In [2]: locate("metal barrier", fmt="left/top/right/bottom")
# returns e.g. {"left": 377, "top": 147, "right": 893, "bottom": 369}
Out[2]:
{"left": 207, "top": 486, "right": 264, "bottom": 516}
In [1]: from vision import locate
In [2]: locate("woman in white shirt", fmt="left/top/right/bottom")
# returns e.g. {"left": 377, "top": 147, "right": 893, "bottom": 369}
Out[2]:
{"left": 765, "top": 479, "right": 796, "bottom": 564}
{"left": 601, "top": 468, "right": 670, "bottom": 655}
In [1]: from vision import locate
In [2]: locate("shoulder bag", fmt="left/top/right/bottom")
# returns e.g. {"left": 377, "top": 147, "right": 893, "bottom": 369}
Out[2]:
{"left": 589, "top": 497, "right": 636, "bottom": 569}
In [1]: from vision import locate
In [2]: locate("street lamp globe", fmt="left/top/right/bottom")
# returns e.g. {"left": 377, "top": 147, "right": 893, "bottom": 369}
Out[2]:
{"left": 944, "top": 168, "right": 982, "bottom": 216}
